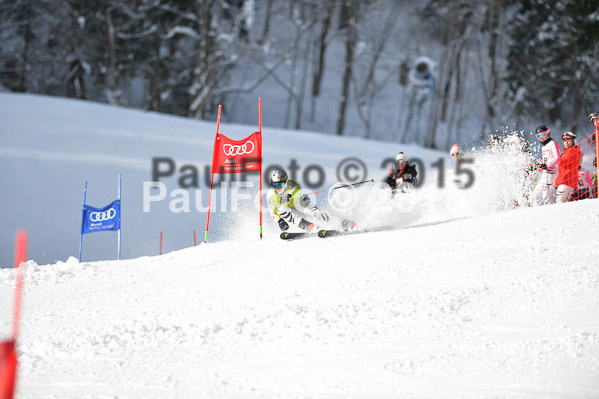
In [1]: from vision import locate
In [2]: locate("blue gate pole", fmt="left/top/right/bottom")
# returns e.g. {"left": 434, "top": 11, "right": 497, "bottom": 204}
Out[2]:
{"left": 78, "top": 180, "right": 87, "bottom": 262}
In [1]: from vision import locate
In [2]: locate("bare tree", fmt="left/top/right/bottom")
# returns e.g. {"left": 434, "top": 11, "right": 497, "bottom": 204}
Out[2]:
{"left": 189, "top": 0, "right": 238, "bottom": 118}
{"left": 258, "top": 0, "right": 274, "bottom": 43}
{"left": 425, "top": 2, "right": 473, "bottom": 149}
{"left": 336, "top": 0, "right": 361, "bottom": 136}
{"left": 354, "top": 1, "right": 401, "bottom": 139}
{"left": 310, "top": 1, "right": 335, "bottom": 122}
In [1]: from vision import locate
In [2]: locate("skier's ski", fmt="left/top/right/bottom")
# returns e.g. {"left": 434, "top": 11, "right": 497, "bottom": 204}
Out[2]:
{"left": 317, "top": 229, "right": 341, "bottom": 238}
{"left": 280, "top": 231, "right": 311, "bottom": 240}
{"left": 318, "top": 225, "right": 394, "bottom": 238}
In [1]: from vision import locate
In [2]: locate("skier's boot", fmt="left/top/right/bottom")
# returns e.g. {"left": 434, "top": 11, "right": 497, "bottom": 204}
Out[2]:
{"left": 299, "top": 218, "right": 319, "bottom": 233}
{"left": 341, "top": 219, "right": 358, "bottom": 232}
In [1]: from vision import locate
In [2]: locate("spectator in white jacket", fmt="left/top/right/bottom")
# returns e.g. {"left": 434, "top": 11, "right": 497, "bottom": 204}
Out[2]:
{"left": 531, "top": 125, "right": 560, "bottom": 206}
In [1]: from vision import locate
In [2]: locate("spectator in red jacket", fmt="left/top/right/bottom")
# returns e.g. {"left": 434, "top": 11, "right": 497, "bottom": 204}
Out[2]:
{"left": 555, "top": 132, "right": 582, "bottom": 203}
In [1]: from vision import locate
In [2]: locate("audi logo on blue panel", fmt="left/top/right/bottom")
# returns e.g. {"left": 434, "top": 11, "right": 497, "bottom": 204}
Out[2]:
{"left": 89, "top": 208, "right": 117, "bottom": 222}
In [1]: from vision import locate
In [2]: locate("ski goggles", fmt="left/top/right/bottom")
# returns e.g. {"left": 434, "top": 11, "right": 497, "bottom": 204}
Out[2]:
{"left": 271, "top": 181, "right": 287, "bottom": 189}
{"left": 535, "top": 131, "right": 549, "bottom": 140}
{"left": 450, "top": 152, "right": 461, "bottom": 157}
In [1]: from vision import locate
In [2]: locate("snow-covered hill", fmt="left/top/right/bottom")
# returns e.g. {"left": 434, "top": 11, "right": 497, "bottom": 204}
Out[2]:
{"left": 1, "top": 197, "right": 598, "bottom": 398}
{"left": 1, "top": 93, "right": 598, "bottom": 398}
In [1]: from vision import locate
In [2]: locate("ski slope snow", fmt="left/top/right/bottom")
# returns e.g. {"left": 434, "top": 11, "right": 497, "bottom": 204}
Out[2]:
{"left": 1, "top": 93, "right": 599, "bottom": 398}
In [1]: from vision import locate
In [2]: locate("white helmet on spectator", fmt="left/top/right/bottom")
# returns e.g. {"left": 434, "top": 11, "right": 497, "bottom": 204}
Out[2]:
{"left": 395, "top": 152, "right": 407, "bottom": 163}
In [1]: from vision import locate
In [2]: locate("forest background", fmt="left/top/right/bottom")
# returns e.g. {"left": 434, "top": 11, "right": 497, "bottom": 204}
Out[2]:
{"left": 1, "top": 0, "right": 598, "bottom": 149}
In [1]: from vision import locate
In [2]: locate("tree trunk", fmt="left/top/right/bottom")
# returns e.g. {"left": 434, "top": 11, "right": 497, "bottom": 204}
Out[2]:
{"left": 17, "top": 0, "right": 32, "bottom": 92}
{"left": 440, "top": 50, "right": 455, "bottom": 123}
{"left": 295, "top": 26, "right": 313, "bottom": 130}
{"left": 189, "top": 0, "right": 218, "bottom": 118}
{"left": 310, "top": 3, "right": 334, "bottom": 122}
{"left": 105, "top": 7, "right": 119, "bottom": 104}
{"left": 336, "top": 19, "right": 356, "bottom": 136}
{"left": 446, "top": 47, "right": 463, "bottom": 149}
{"left": 312, "top": 3, "right": 333, "bottom": 98}
{"left": 259, "top": 0, "right": 274, "bottom": 43}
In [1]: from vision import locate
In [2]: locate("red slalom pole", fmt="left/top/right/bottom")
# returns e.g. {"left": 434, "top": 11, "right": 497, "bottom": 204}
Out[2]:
{"left": 595, "top": 123, "right": 598, "bottom": 199}
{"left": 159, "top": 231, "right": 163, "bottom": 255}
{"left": 1, "top": 230, "right": 27, "bottom": 399}
{"left": 193, "top": 230, "right": 197, "bottom": 246}
{"left": 0, "top": 340, "right": 17, "bottom": 399}
{"left": 12, "top": 229, "right": 27, "bottom": 341}
{"left": 259, "top": 98, "right": 263, "bottom": 239}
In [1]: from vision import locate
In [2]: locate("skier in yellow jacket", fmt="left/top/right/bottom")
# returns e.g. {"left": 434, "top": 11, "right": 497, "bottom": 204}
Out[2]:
{"left": 267, "top": 168, "right": 331, "bottom": 233}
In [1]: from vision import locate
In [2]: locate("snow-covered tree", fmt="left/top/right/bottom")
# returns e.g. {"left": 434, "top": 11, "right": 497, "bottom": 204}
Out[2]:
{"left": 506, "top": 0, "right": 599, "bottom": 132}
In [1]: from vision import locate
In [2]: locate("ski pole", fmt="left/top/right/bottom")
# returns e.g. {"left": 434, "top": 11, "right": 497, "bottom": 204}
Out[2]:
{"left": 290, "top": 178, "right": 374, "bottom": 199}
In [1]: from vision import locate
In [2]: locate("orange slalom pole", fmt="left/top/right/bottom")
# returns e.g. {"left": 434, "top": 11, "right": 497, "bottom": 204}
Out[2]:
{"left": 205, "top": 105, "right": 222, "bottom": 243}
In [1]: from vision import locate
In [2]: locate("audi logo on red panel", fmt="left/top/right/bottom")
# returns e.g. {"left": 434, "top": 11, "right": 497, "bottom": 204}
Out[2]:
{"left": 223, "top": 140, "right": 255, "bottom": 156}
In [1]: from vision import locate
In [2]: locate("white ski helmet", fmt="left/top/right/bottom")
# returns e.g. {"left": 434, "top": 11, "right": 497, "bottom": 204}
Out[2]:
{"left": 450, "top": 144, "right": 463, "bottom": 156}
{"left": 270, "top": 168, "right": 288, "bottom": 189}
{"left": 395, "top": 152, "right": 407, "bottom": 163}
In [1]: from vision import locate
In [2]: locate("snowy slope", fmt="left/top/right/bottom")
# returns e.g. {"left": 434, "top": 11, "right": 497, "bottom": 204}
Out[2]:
{"left": 1, "top": 198, "right": 598, "bottom": 398}
{"left": 1, "top": 93, "right": 599, "bottom": 398}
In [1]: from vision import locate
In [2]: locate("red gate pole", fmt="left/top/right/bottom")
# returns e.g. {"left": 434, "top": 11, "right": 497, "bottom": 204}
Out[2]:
{"left": 12, "top": 230, "right": 27, "bottom": 341}
{"left": 595, "top": 123, "right": 598, "bottom": 199}
{"left": 205, "top": 105, "right": 222, "bottom": 243}
{"left": 258, "top": 98, "right": 263, "bottom": 239}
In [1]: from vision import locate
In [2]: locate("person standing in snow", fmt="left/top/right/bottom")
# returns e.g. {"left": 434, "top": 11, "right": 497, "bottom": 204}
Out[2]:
{"left": 554, "top": 132, "right": 582, "bottom": 203}
{"left": 574, "top": 166, "right": 593, "bottom": 200}
{"left": 449, "top": 144, "right": 463, "bottom": 163}
{"left": 531, "top": 125, "right": 560, "bottom": 206}
{"left": 267, "top": 168, "right": 329, "bottom": 233}
{"left": 450, "top": 143, "right": 476, "bottom": 163}
{"left": 401, "top": 57, "right": 436, "bottom": 143}
{"left": 386, "top": 152, "right": 418, "bottom": 193}
{"left": 408, "top": 58, "right": 435, "bottom": 109}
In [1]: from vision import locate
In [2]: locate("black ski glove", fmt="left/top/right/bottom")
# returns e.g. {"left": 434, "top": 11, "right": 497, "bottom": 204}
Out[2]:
{"left": 278, "top": 218, "right": 289, "bottom": 231}
{"left": 280, "top": 193, "right": 291, "bottom": 204}
{"left": 300, "top": 195, "right": 311, "bottom": 207}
